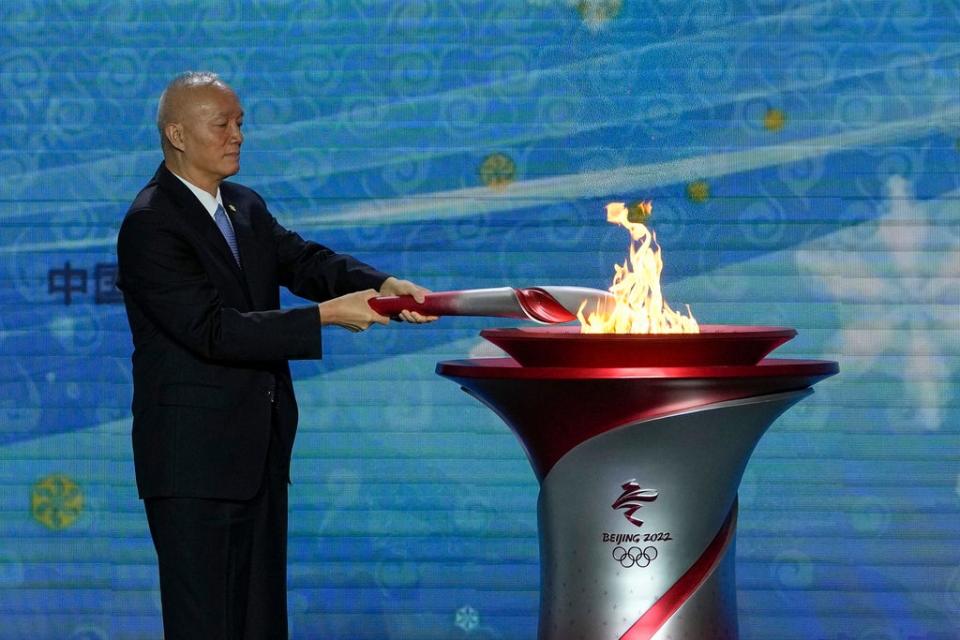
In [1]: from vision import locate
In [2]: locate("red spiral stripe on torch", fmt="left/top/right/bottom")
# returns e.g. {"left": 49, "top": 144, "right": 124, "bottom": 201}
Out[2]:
{"left": 620, "top": 501, "right": 739, "bottom": 640}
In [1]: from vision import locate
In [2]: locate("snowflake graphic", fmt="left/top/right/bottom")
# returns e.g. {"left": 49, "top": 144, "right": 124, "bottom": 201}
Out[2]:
{"left": 455, "top": 605, "right": 480, "bottom": 632}
{"left": 796, "top": 175, "right": 958, "bottom": 430}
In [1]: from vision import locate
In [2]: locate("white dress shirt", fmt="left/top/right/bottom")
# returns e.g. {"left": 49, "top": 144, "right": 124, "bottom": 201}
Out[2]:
{"left": 170, "top": 171, "right": 234, "bottom": 232}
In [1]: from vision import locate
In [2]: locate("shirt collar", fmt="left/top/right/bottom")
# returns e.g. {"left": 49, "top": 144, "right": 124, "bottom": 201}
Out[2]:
{"left": 169, "top": 171, "right": 224, "bottom": 219}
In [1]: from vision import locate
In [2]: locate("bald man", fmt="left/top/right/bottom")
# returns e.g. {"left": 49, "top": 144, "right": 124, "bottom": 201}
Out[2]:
{"left": 116, "top": 71, "right": 434, "bottom": 639}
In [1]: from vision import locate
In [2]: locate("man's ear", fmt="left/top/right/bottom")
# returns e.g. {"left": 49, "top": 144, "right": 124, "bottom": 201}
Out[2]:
{"left": 164, "top": 123, "right": 186, "bottom": 152}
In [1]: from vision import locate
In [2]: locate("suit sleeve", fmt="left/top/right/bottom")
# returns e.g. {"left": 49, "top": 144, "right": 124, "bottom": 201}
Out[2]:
{"left": 265, "top": 203, "right": 392, "bottom": 302}
{"left": 117, "top": 208, "right": 324, "bottom": 362}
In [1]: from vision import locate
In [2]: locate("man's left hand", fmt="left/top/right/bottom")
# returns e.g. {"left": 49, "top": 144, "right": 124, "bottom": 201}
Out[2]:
{"left": 379, "top": 277, "right": 438, "bottom": 324}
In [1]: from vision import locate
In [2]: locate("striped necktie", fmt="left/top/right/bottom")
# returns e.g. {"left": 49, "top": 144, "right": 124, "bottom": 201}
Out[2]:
{"left": 214, "top": 204, "right": 241, "bottom": 267}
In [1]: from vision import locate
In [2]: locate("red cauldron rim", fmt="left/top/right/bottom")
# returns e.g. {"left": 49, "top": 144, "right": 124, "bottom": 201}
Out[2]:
{"left": 479, "top": 324, "right": 798, "bottom": 368}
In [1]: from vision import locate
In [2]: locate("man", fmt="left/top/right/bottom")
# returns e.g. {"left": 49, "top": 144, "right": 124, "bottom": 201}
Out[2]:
{"left": 116, "top": 71, "right": 435, "bottom": 639}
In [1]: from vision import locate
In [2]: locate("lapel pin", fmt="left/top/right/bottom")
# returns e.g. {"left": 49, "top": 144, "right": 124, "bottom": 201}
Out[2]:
{"left": 227, "top": 204, "right": 237, "bottom": 212}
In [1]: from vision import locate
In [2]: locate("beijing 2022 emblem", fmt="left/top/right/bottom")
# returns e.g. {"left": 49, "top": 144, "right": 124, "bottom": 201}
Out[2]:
{"left": 604, "top": 480, "right": 671, "bottom": 569}
{"left": 612, "top": 479, "right": 658, "bottom": 527}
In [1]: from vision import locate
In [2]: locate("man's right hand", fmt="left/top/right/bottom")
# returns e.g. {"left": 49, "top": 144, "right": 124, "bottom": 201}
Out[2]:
{"left": 317, "top": 290, "right": 390, "bottom": 332}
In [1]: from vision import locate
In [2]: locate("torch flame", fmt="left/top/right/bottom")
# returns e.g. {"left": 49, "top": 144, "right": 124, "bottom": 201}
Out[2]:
{"left": 578, "top": 201, "right": 699, "bottom": 334}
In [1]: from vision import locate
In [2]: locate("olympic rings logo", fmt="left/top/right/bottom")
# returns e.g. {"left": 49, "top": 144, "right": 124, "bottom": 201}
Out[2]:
{"left": 612, "top": 545, "right": 658, "bottom": 568}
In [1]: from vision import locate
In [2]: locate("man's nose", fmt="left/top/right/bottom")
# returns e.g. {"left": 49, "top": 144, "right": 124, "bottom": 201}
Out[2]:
{"left": 230, "top": 123, "right": 243, "bottom": 144}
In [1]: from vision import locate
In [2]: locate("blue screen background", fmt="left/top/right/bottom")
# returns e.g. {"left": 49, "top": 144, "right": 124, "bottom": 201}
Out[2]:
{"left": 0, "top": 1, "right": 958, "bottom": 639}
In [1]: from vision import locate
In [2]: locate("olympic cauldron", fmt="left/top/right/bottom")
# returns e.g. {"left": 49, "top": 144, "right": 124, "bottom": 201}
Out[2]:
{"left": 435, "top": 324, "right": 837, "bottom": 639}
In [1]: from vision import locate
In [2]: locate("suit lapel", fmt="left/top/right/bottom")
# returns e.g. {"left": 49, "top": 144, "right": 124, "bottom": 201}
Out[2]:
{"left": 154, "top": 164, "right": 251, "bottom": 299}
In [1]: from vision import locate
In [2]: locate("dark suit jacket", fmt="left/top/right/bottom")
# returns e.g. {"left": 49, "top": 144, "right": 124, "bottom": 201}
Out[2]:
{"left": 116, "top": 163, "right": 390, "bottom": 500}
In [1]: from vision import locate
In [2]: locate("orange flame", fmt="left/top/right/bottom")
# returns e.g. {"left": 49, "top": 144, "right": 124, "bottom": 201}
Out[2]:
{"left": 578, "top": 201, "right": 699, "bottom": 334}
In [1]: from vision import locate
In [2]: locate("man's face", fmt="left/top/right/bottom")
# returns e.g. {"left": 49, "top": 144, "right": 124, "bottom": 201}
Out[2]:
{"left": 176, "top": 84, "right": 244, "bottom": 185}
